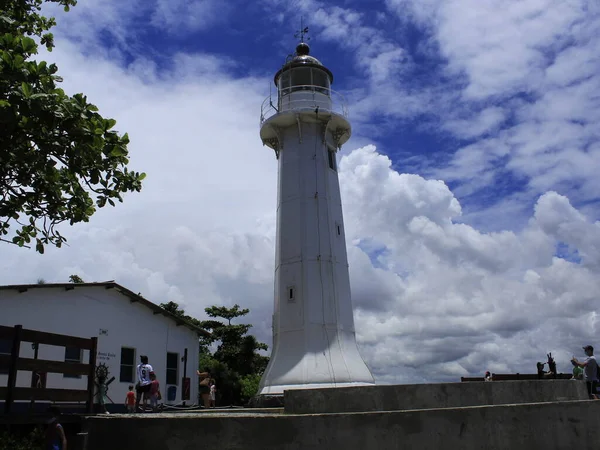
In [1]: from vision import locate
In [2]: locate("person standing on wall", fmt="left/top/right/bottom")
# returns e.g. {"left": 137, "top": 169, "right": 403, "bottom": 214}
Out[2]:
{"left": 571, "top": 345, "right": 599, "bottom": 399}
{"left": 136, "top": 355, "right": 154, "bottom": 412}
{"left": 197, "top": 369, "right": 211, "bottom": 408}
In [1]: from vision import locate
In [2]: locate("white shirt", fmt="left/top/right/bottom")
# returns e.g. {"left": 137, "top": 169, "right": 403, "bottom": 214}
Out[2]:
{"left": 583, "top": 356, "right": 598, "bottom": 381}
{"left": 137, "top": 363, "right": 153, "bottom": 385}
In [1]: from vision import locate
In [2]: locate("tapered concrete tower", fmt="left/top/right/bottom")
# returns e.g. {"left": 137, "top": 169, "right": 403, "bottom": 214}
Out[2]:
{"left": 258, "top": 35, "right": 375, "bottom": 395}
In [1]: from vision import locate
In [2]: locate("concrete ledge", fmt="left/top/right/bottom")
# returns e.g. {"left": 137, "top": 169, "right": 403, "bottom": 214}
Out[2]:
{"left": 247, "top": 395, "right": 285, "bottom": 408}
{"left": 283, "top": 380, "right": 589, "bottom": 414}
{"left": 84, "top": 400, "right": 600, "bottom": 450}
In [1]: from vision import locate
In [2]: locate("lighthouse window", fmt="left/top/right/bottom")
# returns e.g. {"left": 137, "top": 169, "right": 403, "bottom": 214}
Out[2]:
{"left": 279, "top": 71, "right": 291, "bottom": 92}
{"left": 337, "top": 224, "right": 341, "bottom": 236}
{"left": 288, "top": 286, "right": 295, "bottom": 303}
{"left": 312, "top": 70, "right": 330, "bottom": 93}
{"left": 291, "top": 68, "right": 312, "bottom": 90}
{"left": 328, "top": 150, "right": 337, "bottom": 172}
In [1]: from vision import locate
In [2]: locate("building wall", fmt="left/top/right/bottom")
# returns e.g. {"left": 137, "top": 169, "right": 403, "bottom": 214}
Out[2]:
{"left": 0, "top": 286, "right": 199, "bottom": 406}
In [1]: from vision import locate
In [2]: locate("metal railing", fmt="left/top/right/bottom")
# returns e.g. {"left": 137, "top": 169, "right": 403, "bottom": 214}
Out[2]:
{"left": 260, "top": 85, "right": 349, "bottom": 126}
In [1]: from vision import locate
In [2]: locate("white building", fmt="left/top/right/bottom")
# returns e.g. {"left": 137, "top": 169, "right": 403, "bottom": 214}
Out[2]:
{"left": 0, "top": 282, "right": 205, "bottom": 411}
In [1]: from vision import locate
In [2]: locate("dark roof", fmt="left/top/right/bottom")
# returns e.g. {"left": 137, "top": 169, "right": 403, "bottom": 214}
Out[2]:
{"left": 0, "top": 281, "right": 210, "bottom": 337}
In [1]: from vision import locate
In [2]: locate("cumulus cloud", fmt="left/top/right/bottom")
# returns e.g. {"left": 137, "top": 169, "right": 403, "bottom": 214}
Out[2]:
{"left": 339, "top": 148, "right": 600, "bottom": 381}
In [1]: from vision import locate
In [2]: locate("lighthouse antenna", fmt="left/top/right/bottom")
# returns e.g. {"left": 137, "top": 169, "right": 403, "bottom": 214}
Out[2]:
{"left": 294, "top": 16, "right": 310, "bottom": 43}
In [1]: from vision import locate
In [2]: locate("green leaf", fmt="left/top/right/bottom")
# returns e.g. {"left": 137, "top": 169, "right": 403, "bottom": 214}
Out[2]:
{"left": 36, "top": 240, "right": 44, "bottom": 254}
{"left": 110, "top": 146, "right": 127, "bottom": 157}
{"left": 21, "top": 82, "right": 32, "bottom": 98}
{"left": 21, "top": 37, "right": 37, "bottom": 53}
{"left": 1, "top": 52, "right": 12, "bottom": 66}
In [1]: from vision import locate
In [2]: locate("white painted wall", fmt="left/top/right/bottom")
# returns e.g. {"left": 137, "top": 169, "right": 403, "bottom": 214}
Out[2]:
{"left": 0, "top": 286, "right": 199, "bottom": 406}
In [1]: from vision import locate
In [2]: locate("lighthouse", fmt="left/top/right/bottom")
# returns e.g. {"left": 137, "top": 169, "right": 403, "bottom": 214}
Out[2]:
{"left": 258, "top": 32, "right": 375, "bottom": 395}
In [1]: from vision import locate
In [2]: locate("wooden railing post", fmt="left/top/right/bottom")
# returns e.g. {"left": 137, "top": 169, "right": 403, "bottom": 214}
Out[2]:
{"left": 5, "top": 325, "right": 23, "bottom": 414}
{"left": 86, "top": 337, "right": 98, "bottom": 414}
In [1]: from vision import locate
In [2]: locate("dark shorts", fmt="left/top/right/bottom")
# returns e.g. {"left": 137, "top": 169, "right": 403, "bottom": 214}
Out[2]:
{"left": 199, "top": 385, "right": 210, "bottom": 394}
{"left": 136, "top": 383, "right": 152, "bottom": 395}
{"left": 586, "top": 381, "right": 597, "bottom": 398}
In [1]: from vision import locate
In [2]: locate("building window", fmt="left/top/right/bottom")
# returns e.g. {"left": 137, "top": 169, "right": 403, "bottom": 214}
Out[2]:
{"left": 0, "top": 339, "right": 10, "bottom": 375}
{"left": 328, "top": 150, "right": 337, "bottom": 172}
{"left": 166, "top": 352, "right": 178, "bottom": 385}
{"left": 64, "top": 347, "right": 82, "bottom": 379}
{"left": 120, "top": 347, "right": 135, "bottom": 383}
{"left": 336, "top": 223, "right": 341, "bottom": 236}
{"left": 288, "top": 286, "right": 296, "bottom": 303}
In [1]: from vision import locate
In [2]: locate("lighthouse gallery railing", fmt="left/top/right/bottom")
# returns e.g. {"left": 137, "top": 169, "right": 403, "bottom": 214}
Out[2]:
{"left": 260, "top": 85, "right": 349, "bottom": 126}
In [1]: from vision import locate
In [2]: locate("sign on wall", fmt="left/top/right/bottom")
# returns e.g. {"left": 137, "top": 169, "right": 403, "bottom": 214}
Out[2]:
{"left": 97, "top": 351, "right": 116, "bottom": 362}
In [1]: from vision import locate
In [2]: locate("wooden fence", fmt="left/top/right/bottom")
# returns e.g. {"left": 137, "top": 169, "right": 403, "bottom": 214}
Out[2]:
{"left": 0, "top": 324, "right": 97, "bottom": 414}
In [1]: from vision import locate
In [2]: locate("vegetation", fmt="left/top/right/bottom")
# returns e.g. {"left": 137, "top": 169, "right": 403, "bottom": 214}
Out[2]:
{"left": 0, "top": 0, "right": 145, "bottom": 254}
{"left": 160, "top": 301, "right": 269, "bottom": 405}
{"left": 68, "top": 274, "right": 84, "bottom": 283}
{"left": 0, "top": 428, "right": 43, "bottom": 450}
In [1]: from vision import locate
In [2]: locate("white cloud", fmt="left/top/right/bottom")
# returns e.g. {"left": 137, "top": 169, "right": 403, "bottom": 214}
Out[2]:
{"left": 339, "top": 148, "right": 600, "bottom": 380}
{"left": 383, "top": 0, "right": 600, "bottom": 227}
{"left": 443, "top": 106, "right": 506, "bottom": 139}
{"left": 151, "top": 0, "right": 226, "bottom": 33}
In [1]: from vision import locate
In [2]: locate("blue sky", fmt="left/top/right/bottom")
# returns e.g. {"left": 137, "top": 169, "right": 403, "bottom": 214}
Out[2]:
{"left": 2, "top": 0, "right": 600, "bottom": 383}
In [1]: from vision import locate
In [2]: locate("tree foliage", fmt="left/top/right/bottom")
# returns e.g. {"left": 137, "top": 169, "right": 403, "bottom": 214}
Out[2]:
{"left": 0, "top": 428, "right": 43, "bottom": 450}
{"left": 0, "top": 0, "right": 145, "bottom": 253}
{"left": 68, "top": 274, "right": 83, "bottom": 283}
{"left": 160, "top": 301, "right": 269, "bottom": 405}
{"left": 203, "top": 304, "right": 269, "bottom": 378}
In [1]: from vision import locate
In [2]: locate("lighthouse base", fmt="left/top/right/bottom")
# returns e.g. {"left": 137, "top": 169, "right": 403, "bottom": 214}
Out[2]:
{"left": 257, "top": 328, "right": 376, "bottom": 396}
{"left": 258, "top": 381, "right": 375, "bottom": 396}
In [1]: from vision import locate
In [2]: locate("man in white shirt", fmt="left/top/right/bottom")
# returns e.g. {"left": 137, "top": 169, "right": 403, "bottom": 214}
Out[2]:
{"left": 571, "top": 345, "right": 598, "bottom": 399}
{"left": 135, "top": 355, "right": 154, "bottom": 412}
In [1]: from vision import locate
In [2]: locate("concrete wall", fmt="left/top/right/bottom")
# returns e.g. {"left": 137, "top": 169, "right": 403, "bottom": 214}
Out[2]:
{"left": 0, "top": 286, "right": 199, "bottom": 406}
{"left": 284, "top": 380, "right": 589, "bottom": 414}
{"left": 84, "top": 400, "right": 600, "bottom": 450}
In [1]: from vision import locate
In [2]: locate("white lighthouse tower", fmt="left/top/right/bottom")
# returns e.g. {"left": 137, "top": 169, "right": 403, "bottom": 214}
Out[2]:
{"left": 258, "top": 32, "right": 375, "bottom": 396}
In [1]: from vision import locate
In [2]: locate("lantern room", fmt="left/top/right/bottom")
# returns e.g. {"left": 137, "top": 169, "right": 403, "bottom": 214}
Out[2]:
{"left": 273, "top": 42, "right": 333, "bottom": 113}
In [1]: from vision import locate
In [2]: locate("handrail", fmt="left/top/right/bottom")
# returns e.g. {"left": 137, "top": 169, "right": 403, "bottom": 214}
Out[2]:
{"left": 260, "top": 85, "right": 349, "bottom": 126}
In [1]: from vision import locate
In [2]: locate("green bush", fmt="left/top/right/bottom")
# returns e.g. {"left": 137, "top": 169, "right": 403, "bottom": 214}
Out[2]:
{"left": 0, "top": 427, "right": 43, "bottom": 450}
{"left": 240, "top": 373, "right": 262, "bottom": 404}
